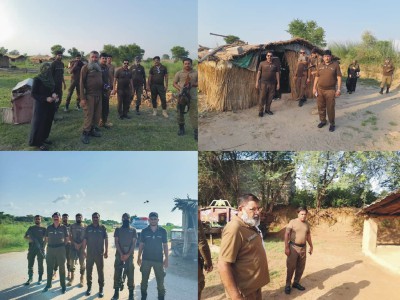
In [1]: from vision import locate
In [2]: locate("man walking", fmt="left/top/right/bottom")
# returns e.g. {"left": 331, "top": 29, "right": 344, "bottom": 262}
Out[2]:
{"left": 42, "top": 212, "right": 69, "bottom": 294}
{"left": 67, "top": 213, "right": 86, "bottom": 288}
{"left": 137, "top": 212, "right": 168, "bottom": 300}
{"left": 284, "top": 207, "right": 313, "bottom": 295}
{"left": 313, "top": 49, "right": 342, "bottom": 132}
{"left": 148, "top": 56, "right": 169, "bottom": 118}
{"left": 24, "top": 215, "right": 46, "bottom": 285}
{"left": 198, "top": 211, "right": 213, "bottom": 300}
{"left": 173, "top": 58, "right": 198, "bottom": 140}
{"left": 112, "top": 59, "right": 133, "bottom": 120}
{"left": 255, "top": 51, "right": 280, "bottom": 117}
{"left": 80, "top": 50, "right": 103, "bottom": 144}
{"left": 218, "top": 194, "right": 270, "bottom": 300}
{"left": 82, "top": 212, "right": 108, "bottom": 298}
{"left": 65, "top": 53, "right": 84, "bottom": 111}
{"left": 380, "top": 57, "right": 395, "bottom": 94}
{"left": 130, "top": 56, "right": 146, "bottom": 115}
{"left": 112, "top": 213, "right": 137, "bottom": 300}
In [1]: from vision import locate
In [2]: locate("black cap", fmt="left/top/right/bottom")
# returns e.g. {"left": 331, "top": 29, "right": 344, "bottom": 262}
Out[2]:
{"left": 62, "top": 213, "right": 69, "bottom": 217}
{"left": 122, "top": 213, "right": 130, "bottom": 219}
{"left": 135, "top": 56, "right": 141, "bottom": 61}
{"left": 52, "top": 212, "right": 60, "bottom": 217}
{"left": 149, "top": 212, "right": 158, "bottom": 218}
{"left": 311, "top": 48, "right": 318, "bottom": 54}
{"left": 323, "top": 49, "right": 332, "bottom": 56}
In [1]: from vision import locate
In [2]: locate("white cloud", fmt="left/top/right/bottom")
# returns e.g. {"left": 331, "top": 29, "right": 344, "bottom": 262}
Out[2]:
{"left": 76, "top": 189, "right": 86, "bottom": 199}
{"left": 53, "top": 194, "right": 71, "bottom": 203}
{"left": 48, "top": 176, "right": 71, "bottom": 183}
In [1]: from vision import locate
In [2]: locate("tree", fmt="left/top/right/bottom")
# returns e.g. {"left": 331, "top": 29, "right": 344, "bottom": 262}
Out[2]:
{"left": 102, "top": 44, "right": 119, "bottom": 59}
{"left": 117, "top": 44, "right": 145, "bottom": 62}
{"left": 287, "top": 19, "right": 326, "bottom": 47}
{"left": 67, "top": 47, "right": 83, "bottom": 57}
{"left": 171, "top": 46, "right": 189, "bottom": 62}
{"left": 50, "top": 44, "right": 65, "bottom": 56}
{"left": 361, "top": 31, "right": 377, "bottom": 47}
{"left": 224, "top": 35, "right": 240, "bottom": 44}
{"left": 0, "top": 47, "right": 8, "bottom": 55}
{"left": 162, "top": 54, "right": 170, "bottom": 60}
{"left": 8, "top": 49, "right": 20, "bottom": 56}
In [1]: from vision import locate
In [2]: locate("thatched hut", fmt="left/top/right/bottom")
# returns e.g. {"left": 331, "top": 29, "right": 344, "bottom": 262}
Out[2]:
{"left": 8, "top": 54, "right": 26, "bottom": 63}
{"left": 29, "top": 55, "right": 52, "bottom": 64}
{"left": 199, "top": 38, "right": 337, "bottom": 112}
{"left": 0, "top": 54, "right": 10, "bottom": 68}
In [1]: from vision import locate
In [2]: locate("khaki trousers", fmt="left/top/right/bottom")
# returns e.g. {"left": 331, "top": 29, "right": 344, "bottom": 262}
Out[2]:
{"left": 259, "top": 82, "right": 275, "bottom": 112}
{"left": 295, "top": 76, "right": 307, "bottom": 99}
{"left": 380, "top": 75, "right": 393, "bottom": 88}
{"left": 82, "top": 95, "right": 102, "bottom": 132}
{"left": 317, "top": 89, "right": 336, "bottom": 125}
{"left": 286, "top": 243, "right": 306, "bottom": 286}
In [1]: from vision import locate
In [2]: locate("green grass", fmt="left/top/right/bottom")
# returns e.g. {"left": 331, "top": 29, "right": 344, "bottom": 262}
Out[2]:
{"left": 389, "top": 121, "right": 398, "bottom": 126}
{"left": 0, "top": 223, "right": 30, "bottom": 254}
{"left": 361, "top": 115, "right": 377, "bottom": 127}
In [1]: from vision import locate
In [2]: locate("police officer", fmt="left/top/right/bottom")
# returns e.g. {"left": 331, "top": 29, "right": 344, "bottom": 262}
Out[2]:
{"left": 112, "top": 213, "right": 137, "bottom": 300}
{"left": 137, "top": 212, "right": 168, "bottom": 300}
{"left": 61, "top": 213, "right": 72, "bottom": 282}
{"left": 295, "top": 49, "right": 309, "bottom": 107}
{"left": 99, "top": 52, "right": 112, "bottom": 129}
{"left": 198, "top": 211, "right": 213, "bottom": 300}
{"left": 65, "top": 53, "right": 84, "bottom": 111}
{"left": 67, "top": 213, "right": 86, "bottom": 287}
{"left": 82, "top": 212, "right": 108, "bottom": 298}
{"left": 24, "top": 215, "right": 46, "bottom": 285}
{"left": 148, "top": 56, "right": 169, "bottom": 118}
{"left": 112, "top": 59, "right": 134, "bottom": 120}
{"left": 42, "top": 212, "right": 69, "bottom": 294}
{"left": 50, "top": 50, "right": 66, "bottom": 118}
{"left": 380, "top": 57, "right": 395, "bottom": 94}
{"left": 173, "top": 58, "right": 198, "bottom": 139}
{"left": 130, "top": 56, "right": 147, "bottom": 115}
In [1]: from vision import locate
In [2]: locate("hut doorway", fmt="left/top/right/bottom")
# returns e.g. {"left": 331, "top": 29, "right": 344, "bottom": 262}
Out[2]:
{"left": 276, "top": 51, "right": 290, "bottom": 94}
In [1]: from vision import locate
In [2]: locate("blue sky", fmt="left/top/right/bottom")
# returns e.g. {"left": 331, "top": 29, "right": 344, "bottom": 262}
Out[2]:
{"left": 0, "top": 152, "right": 198, "bottom": 225}
{"left": 0, "top": 0, "right": 197, "bottom": 58}
{"left": 199, "top": 0, "right": 400, "bottom": 49}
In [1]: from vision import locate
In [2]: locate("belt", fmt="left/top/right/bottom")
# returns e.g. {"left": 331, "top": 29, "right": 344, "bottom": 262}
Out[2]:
{"left": 48, "top": 243, "right": 65, "bottom": 248}
{"left": 290, "top": 241, "right": 306, "bottom": 247}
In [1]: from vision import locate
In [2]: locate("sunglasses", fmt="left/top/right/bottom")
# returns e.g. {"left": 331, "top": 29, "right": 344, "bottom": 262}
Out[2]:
{"left": 123, "top": 63, "right": 129, "bottom": 65}
{"left": 300, "top": 52, "right": 305, "bottom": 54}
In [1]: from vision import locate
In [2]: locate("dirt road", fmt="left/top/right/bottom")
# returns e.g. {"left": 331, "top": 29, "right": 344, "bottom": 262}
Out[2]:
{"left": 199, "top": 85, "right": 400, "bottom": 151}
{"left": 0, "top": 241, "right": 197, "bottom": 300}
{"left": 201, "top": 217, "right": 400, "bottom": 300}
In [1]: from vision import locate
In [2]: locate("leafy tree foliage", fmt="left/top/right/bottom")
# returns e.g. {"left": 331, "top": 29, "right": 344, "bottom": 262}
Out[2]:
{"left": 171, "top": 46, "right": 189, "bottom": 62}
{"left": 50, "top": 44, "right": 65, "bottom": 56}
{"left": 67, "top": 47, "right": 84, "bottom": 57}
{"left": 162, "top": 54, "right": 170, "bottom": 60}
{"left": 224, "top": 35, "right": 241, "bottom": 44}
{"left": 0, "top": 47, "right": 8, "bottom": 55}
{"left": 8, "top": 50, "right": 20, "bottom": 56}
{"left": 287, "top": 19, "right": 326, "bottom": 47}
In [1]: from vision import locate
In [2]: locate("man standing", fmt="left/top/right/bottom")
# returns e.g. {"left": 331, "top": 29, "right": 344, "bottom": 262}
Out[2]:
{"left": 218, "top": 194, "right": 269, "bottom": 300}
{"left": 256, "top": 51, "right": 280, "bottom": 117}
{"left": 313, "top": 49, "right": 342, "bottom": 132}
{"left": 173, "top": 58, "right": 198, "bottom": 139}
{"left": 137, "top": 212, "right": 168, "bottom": 300}
{"left": 65, "top": 53, "right": 84, "bottom": 111}
{"left": 99, "top": 53, "right": 112, "bottom": 129}
{"left": 24, "top": 215, "right": 46, "bottom": 285}
{"left": 112, "top": 213, "right": 137, "bottom": 300}
{"left": 130, "top": 56, "right": 147, "bottom": 115}
{"left": 80, "top": 50, "right": 103, "bottom": 144}
{"left": 284, "top": 207, "right": 313, "bottom": 295}
{"left": 62, "top": 214, "right": 72, "bottom": 282}
{"left": 307, "top": 48, "right": 322, "bottom": 99}
{"left": 112, "top": 59, "right": 133, "bottom": 120}
{"left": 107, "top": 54, "right": 116, "bottom": 90}
{"left": 148, "top": 56, "right": 169, "bottom": 118}
{"left": 82, "top": 212, "right": 108, "bottom": 298}
{"left": 198, "top": 212, "right": 213, "bottom": 300}
{"left": 380, "top": 57, "right": 395, "bottom": 94}
{"left": 346, "top": 60, "right": 360, "bottom": 94}
{"left": 67, "top": 213, "right": 86, "bottom": 288}
{"left": 42, "top": 212, "right": 69, "bottom": 294}
{"left": 50, "top": 50, "right": 66, "bottom": 118}
{"left": 294, "top": 49, "right": 309, "bottom": 107}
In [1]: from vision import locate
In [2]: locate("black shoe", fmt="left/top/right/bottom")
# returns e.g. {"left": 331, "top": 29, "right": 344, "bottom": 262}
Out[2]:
{"left": 86, "top": 287, "right": 91, "bottom": 296}
{"left": 81, "top": 132, "right": 90, "bottom": 144}
{"left": 136, "top": 110, "right": 141, "bottom": 115}
{"left": 284, "top": 285, "right": 291, "bottom": 294}
{"left": 129, "top": 289, "right": 134, "bottom": 300}
{"left": 349, "top": 91, "right": 352, "bottom": 94}
{"left": 37, "top": 275, "right": 43, "bottom": 285}
{"left": 265, "top": 110, "right": 274, "bottom": 115}
{"left": 317, "top": 122, "right": 327, "bottom": 128}
{"left": 42, "top": 285, "right": 51, "bottom": 292}
{"left": 99, "top": 287, "right": 104, "bottom": 298}
{"left": 24, "top": 277, "right": 32, "bottom": 286}
{"left": 61, "top": 287, "right": 66, "bottom": 294}
{"left": 258, "top": 112, "right": 264, "bottom": 117}
{"left": 292, "top": 282, "right": 306, "bottom": 291}
{"left": 119, "top": 115, "right": 124, "bottom": 120}
{"left": 158, "top": 296, "right": 165, "bottom": 300}
{"left": 329, "top": 125, "right": 335, "bottom": 132}
{"left": 112, "top": 288, "right": 120, "bottom": 300}
{"left": 379, "top": 88, "right": 384, "bottom": 94}
{"left": 386, "top": 88, "right": 390, "bottom": 94}
{"left": 90, "top": 128, "right": 101, "bottom": 137}
{"left": 178, "top": 124, "right": 185, "bottom": 136}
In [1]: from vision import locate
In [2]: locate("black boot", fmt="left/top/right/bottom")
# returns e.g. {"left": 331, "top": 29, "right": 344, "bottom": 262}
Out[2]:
{"left": 194, "top": 129, "right": 198, "bottom": 141}
{"left": 177, "top": 124, "right": 185, "bottom": 136}
{"left": 141, "top": 291, "right": 147, "bottom": 300}
{"left": 81, "top": 131, "right": 90, "bottom": 144}
{"left": 129, "top": 289, "right": 134, "bottom": 300}
{"left": 158, "top": 296, "right": 165, "bottom": 300}
{"left": 86, "top": 285, "right": 91, "bottom": 296}
{"left": 379, "top": 88, "right": 384, "bottom": 94}
{"left": 24, "top": 276, "right": 33, "bottom": 286}
{"left": 111, "top": 288, "right": 119, "bottom": 300}
{"left": 37, "top": 274, "right": 43, "bottom": 285}
{"left": 136, "top": 105, "right": 140, "bottom": 115}
{"left": 99, "top": 286, "right": 104, "bottom": 298}
{"left": 386, "top": 87, "right": 390, "bottom": 94}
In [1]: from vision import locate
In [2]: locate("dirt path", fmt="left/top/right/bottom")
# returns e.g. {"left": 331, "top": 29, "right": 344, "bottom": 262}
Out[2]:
{"left": 201, "top": 219, "right": 400, "bottom": 300}
{"left": 199, "top": 85, "right": 400, "bottom": 151}
{"left": 0, "top": 241, "right": 197, "bottom": 300}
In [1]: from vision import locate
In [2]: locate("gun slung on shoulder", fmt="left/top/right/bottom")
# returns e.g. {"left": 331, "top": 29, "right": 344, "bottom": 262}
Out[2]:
{"left": 28, "top": 229, "right": 46, "bottom": 259}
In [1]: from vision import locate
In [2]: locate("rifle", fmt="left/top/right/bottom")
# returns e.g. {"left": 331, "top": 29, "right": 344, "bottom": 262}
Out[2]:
{"left": 177, "top": 74, "right": 191, "bottom": 114}
{"left": 119, "top": 260, "right": 127, "bottom": 291}
{"left": 28, "top": 229, "right": 46, "bottom": 259}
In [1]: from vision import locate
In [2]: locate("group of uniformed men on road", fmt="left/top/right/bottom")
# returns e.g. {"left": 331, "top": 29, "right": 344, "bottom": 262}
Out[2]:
{"left": 24, "top": 211, "right": 168, "bottom": 300}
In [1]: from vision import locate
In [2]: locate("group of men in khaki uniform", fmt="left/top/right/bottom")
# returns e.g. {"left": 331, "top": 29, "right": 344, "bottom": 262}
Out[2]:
{"left": 24, "top": 211, "right": 168, "bottom": 300}
{"left": 200, "top": 194, "right": 313, "bottom": 300}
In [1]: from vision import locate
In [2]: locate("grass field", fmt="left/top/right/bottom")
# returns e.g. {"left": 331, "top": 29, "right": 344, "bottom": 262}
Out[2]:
{"left": 0, "top": 60, "right": 197, "bottom": 150}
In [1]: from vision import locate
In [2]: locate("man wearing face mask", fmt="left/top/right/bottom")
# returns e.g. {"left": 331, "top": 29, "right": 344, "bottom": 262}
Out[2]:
{"left": 218, "top": 194, "right": 270, "bottom": 300}
{"left": 68, "top": 213, "right": 86, "bottom": 287}
{"left": 24, "top": 215, "right": 46, "bottom": 285}
{"left": 284, "top": 207, "right": 313, "bottom": 295}
{"left": 112, "top": 213, "right": 137, "bottom": 300}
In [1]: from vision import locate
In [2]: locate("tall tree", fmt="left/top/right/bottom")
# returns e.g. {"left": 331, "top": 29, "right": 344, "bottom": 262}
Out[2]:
{"left": 162, "top": 54, "right": 170, "bottom": 60}
{"left": 102, "top": 44, "right": 119, "bottom": 59}
{"left": 117, "top": 44, "right": 145, "bottom": 62}
{"left": 67, "top": 47, "right": 83, "bottom": 57}
{"left": 50, "top": 44, "right": 65, "bottom": 56}
{"left": 287, "top": 19, "right": 326, "bottom": 47}
{"left": 8, "top": 50, "right": 20, "bottom": 55}
{"left": 224, "top": 35, "right": 241, "bottom": 44}
{"left": 0, "top": 47, "right": 8, "bottom": 55}
{"left": 171, "top": 46, "right": 189, "bottom": 62}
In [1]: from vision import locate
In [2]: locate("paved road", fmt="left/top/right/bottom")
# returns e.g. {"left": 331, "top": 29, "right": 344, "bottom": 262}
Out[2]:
{"left": 0, "top": 242, "right": 197, "bottom": 300}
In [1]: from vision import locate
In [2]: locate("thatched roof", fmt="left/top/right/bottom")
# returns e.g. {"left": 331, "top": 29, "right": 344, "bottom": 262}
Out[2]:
{"left": 7, "top": 54, "right": 26, "bottom": 60}
{"left": 357, "top": 189, "right": 400, "bottom": 216}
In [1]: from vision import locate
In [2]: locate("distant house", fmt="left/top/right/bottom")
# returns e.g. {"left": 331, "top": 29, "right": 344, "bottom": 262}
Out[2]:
{"left": 30, "top": 55, "right": 52, "bottom": 64}
{"left": 0, "top": 54, "right": 10, "bottom": 68}
{"left": 8, "top": 54, "right": 26, "bottom": 63}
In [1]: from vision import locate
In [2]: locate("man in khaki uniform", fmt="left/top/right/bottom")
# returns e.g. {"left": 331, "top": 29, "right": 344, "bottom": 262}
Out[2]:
{"left": 380, "top": 57, "right": 395, "bottom": 94}
{"left": 256, "top": 51, "right": 280, "bottom": 117}
{"left": 313, "top": 49, "right": 342, "bottom": 132}
{"left": 294, "top": 49, "right": 309, "bottom": 107}
{"left": 24, "top": 215, "right": 46, "bottom": 285}
{"left": 112, "top": 59, "right": 134, "bottom": 120}
{"left": 82, "top": 212, "right": 108, "bottom": 298}
{"left": 61, "top": 214, "right": 72, "bottom": 282}
{"left": 173, "top": 58, "right": 198, "bottom": 139}
{"left": 130, "top": 56, "right": 147, "bottom": 115}
{"left": 112, "top": 213, "right": 137, "bottom": 300}
{"left": 42, "top": 212, "right": 69, "bottom": 294}
{"left": 148, "top": 56, "right": 169, "bottom": 118}
{"left": 80, "top": 50, "right": 103, "bottom": 144}
{"left": 284, "top": 207, "right": 313, "bottom": 295}
{"left": 198, "top": 213, "right": 213, "bottom": 300}
{"left": 67, "top": 213, "right": 86, "bottom": 287}
{"left": 218, "top": 194, "right": 270, "bottom": 300}
{"left": 65, "top": 53, "right": 84, "bottom": 111}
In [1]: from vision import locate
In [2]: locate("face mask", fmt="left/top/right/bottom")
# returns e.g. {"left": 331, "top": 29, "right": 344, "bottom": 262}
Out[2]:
{"left": 122, "top": 220, "right": 130, "bottom": 227}
{"left": 76, "top": 220, "right": 82, "bottom": 224}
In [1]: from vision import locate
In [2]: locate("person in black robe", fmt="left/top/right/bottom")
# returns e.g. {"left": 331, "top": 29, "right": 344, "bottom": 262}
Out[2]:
{"left": 29, "top": 63, "right": 58, "bottom": 150}
{"left": 346, "top": 60, "right": 360, "bottom": 94}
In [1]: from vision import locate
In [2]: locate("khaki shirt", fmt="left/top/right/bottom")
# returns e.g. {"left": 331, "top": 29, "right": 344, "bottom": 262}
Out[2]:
{"left": 174, "top": 69, "right": 198, "bottom": 99}
{"left": 286, "top": 218, "right": 310, "bottom": 245}
{"left": 382, "top": 62, "right": 395, "bottom": 76}
{"left": 258, "top": 61, "right": 278, "bottom": 83}
{"left": 295, "top": 61, "right": 308, "bottom": 77}
{"left": 70, "top": 223, "right": 86, "bottom": 244}
{"left": 80, "top": 64, "right": 103, "bottom": 98}
{"left": 84, "top": 224, "right": 108, "bottom": 257}
{"left": 316, "top": 61, "right": 342, "bottom": 90}
{"left": 46, "top": 224, "right": 68, "bottom": 245}
{"left": 114, "top": 226, "right": 137, "bottom": 254}
{"left": 219, "top": 215, "right": 270, "bottom": 296}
